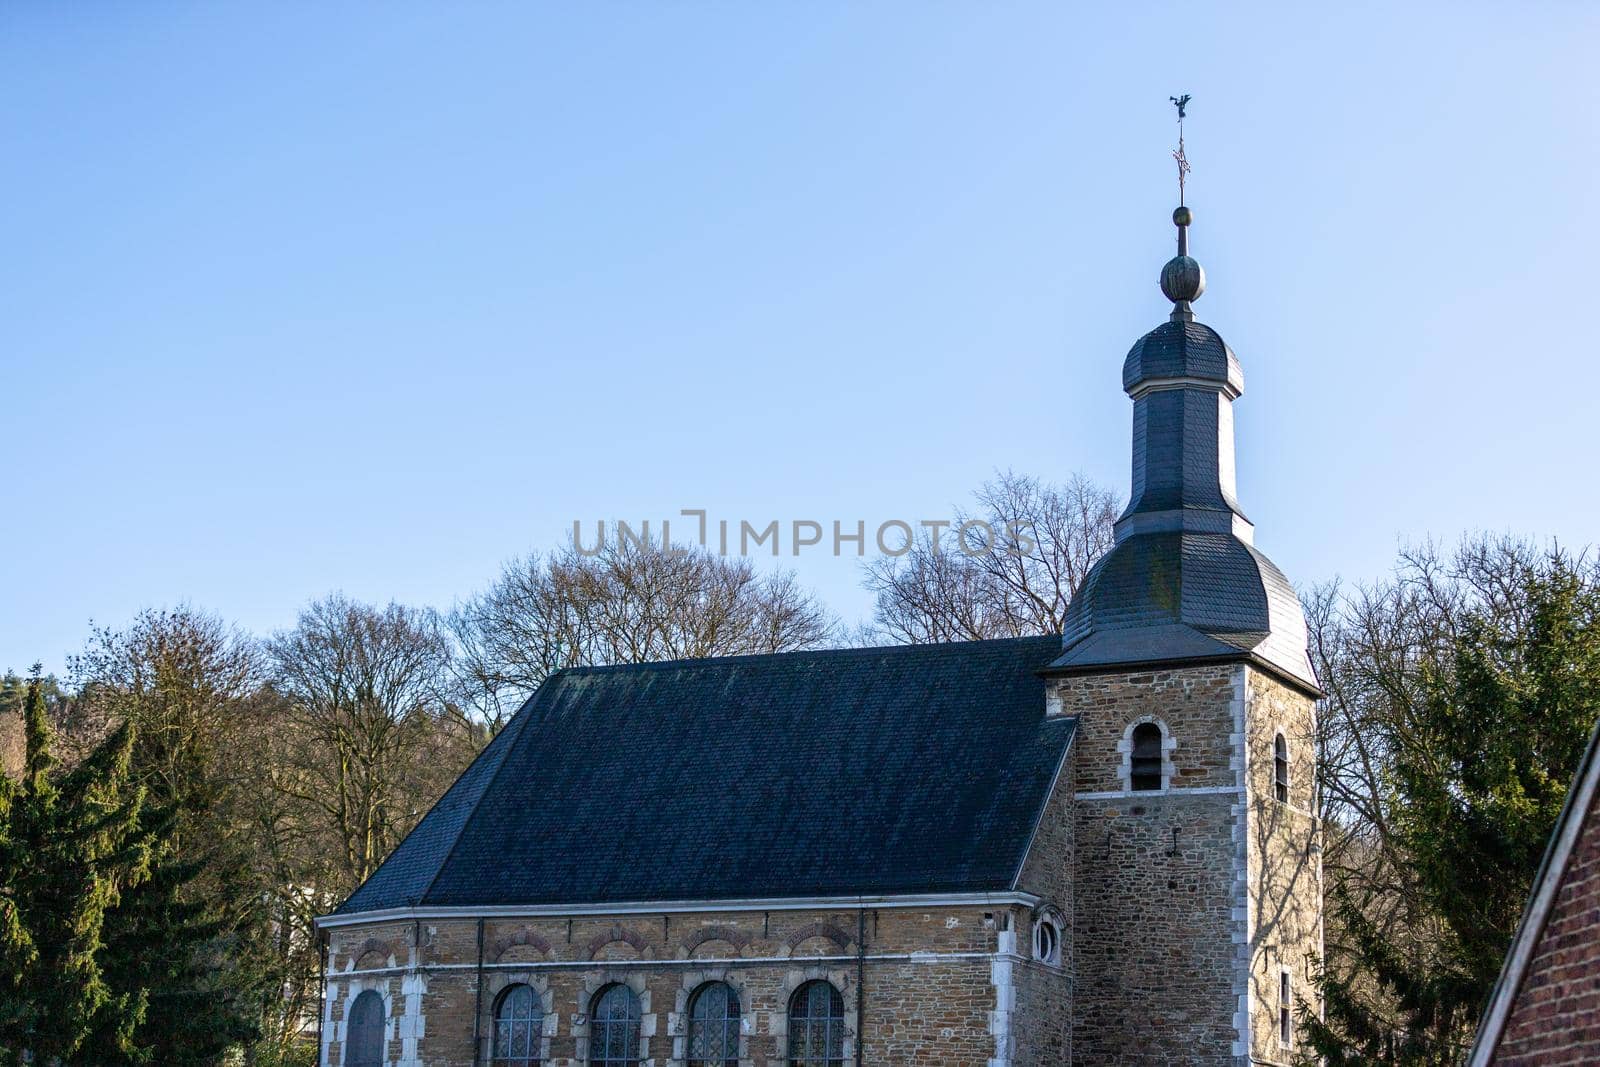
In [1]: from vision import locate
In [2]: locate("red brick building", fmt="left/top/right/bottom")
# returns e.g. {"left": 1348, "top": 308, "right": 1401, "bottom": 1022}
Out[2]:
{"left": 1470, "top": 720, "right": 1600, "bottom": 1065}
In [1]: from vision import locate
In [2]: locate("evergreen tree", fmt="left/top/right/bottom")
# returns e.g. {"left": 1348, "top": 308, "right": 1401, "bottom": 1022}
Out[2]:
{"left": 68, "top": 609, "right": 270, "bottom": 1063}
{"left": 1305, "top": 551, "right": 1600, "bottom": 1063}
{"left": 0, "top": 688, "right": 36, "bottom": 1065}
{"left": 71, "top": 802, "right": 261, "bottom": 1066}
{"left": 0, "top": 670, "right": 150, "bottom": 1063}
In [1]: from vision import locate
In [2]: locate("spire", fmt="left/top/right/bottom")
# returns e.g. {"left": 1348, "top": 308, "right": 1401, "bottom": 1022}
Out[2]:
{"left": 1117, "top": 103, "right": 1246, "bottom": 544}
{"left": 1162, "top": 97, "right": 1204, "bottom": 323}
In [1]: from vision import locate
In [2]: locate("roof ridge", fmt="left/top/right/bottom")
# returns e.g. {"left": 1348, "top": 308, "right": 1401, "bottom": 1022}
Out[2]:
{"left": 555, "top": 633, "right": 1062, "bottom": 676}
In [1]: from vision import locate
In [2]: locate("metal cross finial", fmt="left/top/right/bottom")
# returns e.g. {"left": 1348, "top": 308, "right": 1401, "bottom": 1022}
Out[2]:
{"left": 1170, "top": 94, "right": 1192, "bottom": 205}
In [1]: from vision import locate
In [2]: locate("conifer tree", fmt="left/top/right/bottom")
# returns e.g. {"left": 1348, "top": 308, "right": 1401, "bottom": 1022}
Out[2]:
{"left": 1304, "top": 551, "right": 1600, "bottom": 1063}
{"left": 0, "top": 671, "right": 150, "bottom": 1063}
{"left": 71, "top": 800, "right": 261, "bottom": 1066}
{"left": 68, "top": 609, "right": 269, "bottom": 1062}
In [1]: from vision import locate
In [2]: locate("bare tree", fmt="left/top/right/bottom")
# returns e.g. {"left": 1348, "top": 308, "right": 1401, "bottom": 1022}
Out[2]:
{"left": 863, "top": 471, "right": 1119, "bottom": 643}
{"left": 68, "top": 606, "right": 261, "bottom": 813}
{"left": 266, "top": 595, "right": 472, "bottom": 891}
{"left": 449, "top": 539, "right": 836, "bottom": 723}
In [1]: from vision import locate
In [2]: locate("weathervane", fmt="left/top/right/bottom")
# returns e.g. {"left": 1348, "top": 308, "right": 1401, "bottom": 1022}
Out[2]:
{"left": 1170, "top": 94, "right": 1192, "bottom": 205}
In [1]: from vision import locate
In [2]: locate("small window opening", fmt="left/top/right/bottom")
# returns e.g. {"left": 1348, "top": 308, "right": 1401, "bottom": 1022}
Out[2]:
{"left": 1274, "top": 733, "right": 1290, "bottom": 804}
{"left": 1130, "top": 723, "right": 1163, "bottom": 791}
{"left": 1279, "top": 970, "right": 1293, "bottom": 1047}
{"left": 1032, "top": 917, "right": 1061, "bottom": 965}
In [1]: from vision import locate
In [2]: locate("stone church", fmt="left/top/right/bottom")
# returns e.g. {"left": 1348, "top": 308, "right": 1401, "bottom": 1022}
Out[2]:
{"left": 316, "top": 203, "right": 1325, "bottom": 1066}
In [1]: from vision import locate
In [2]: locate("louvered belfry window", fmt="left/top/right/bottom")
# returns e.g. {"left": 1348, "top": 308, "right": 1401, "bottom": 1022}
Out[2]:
{"left": 589, "top": 983, "right": 641, "bottom": 1066}
{"left": 1130, "top": 722, "right": 1163, "bottom": 790}
{"left": 344, "top": 990, "right": 385, "bottom": 1067}
{"left": 687, "top": 981, "right": 740, "bottom": 1067}
{"left": 1274, "top": 733, "right": 1290, "bottom": 803}
{"left": 787, "top": 981, "right": 845, "bottom": 1067}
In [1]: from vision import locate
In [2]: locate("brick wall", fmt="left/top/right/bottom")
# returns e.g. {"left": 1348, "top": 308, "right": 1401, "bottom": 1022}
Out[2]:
{"left": 1072, "top": 789, "right": 1239, "bottom": 1061}
{"left": 1494, "top": 791, "right": 1600, "bottom": 1065}
{"left": 322, "top": 901, "right": 1068, "bottom": 1067}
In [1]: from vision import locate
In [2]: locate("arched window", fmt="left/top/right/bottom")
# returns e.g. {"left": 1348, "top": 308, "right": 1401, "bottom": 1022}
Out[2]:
{"left": 787, "top": 980, "right": 845, "bottom": 1067}
{"left": 344, "top": 989, "right": 385, "bottom": 1067}
{"left": 589, "top": 983, "right": 641, "bottom": 1067}
{"left": 687, "top": 981, "right": 740, "bottom": 1067}
{"left": 1274, "top": 733, "right": 1290, "bottom": 804}
{"left": 1130, "top": 722, "right": 1164, "bottom": 791}
{"left": 493, "top": 983, "right": 542, "bottom": 1067}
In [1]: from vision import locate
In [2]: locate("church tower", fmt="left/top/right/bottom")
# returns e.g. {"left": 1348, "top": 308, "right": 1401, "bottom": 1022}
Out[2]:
{"left": 1046, "top": 195, "right": 1324, "bottom": 1064}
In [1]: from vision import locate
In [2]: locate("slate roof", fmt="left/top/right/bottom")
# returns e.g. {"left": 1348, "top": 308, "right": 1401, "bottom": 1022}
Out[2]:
{"left": 336, "top": 635, "right": 1075, "bottom": 915}
{"left": 1122, "top": 320, "right": 1244, "bottom": 396}
{"left": 1052, "top": 301, "right": 1320, "bottom": 694}
{"left": 1051, "top": 530, "right": 1318, "bottom": 691}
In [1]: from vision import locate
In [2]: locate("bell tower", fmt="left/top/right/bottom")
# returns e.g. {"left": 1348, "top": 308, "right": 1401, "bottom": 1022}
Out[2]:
{"left": 1047, "top": 108, "right": 1324, "bottom": 1065}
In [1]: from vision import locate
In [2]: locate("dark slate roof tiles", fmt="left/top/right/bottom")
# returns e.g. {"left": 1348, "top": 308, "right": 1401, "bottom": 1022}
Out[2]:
{"left": 1053, "top": 531, "right": 1318, "bottom": 691}
{"left": 1122, "top": 319, "right": 1244, "bottom": 394}
{"left": 336, "top": 635, "right": 1075, "bottom": 914}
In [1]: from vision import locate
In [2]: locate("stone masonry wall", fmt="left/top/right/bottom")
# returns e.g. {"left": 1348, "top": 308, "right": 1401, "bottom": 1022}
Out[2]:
{"left": 1072, "top": 789, "right": 1239, "bottom": 1062}
{"left": 1013, "top": 755, "right": 1074, "bottom": 1065}
{"left": 1059, "top": 663, "right": 1325, "bottom": 1066}
{"left": 1492, "top": 787, "right": 1600, "bottom": 1065}
{"left": 322, "top": 902, "right": 1061, "bottom": 1067}
{"left": 1058, "top": 665, "right": 1238, "bottom": 793}
{"left": 1244, "top": 668, "right": 1323, "bottom": 1067}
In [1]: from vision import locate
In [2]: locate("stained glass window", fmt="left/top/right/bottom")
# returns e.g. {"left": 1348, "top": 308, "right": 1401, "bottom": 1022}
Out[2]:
{"left": 589, "top": 983, "right": 641, "bottom": 1067}
{"left": 787, "top": 981, "right": 844, "bottom": 1067}
{"left": 687, "top": 982, "right": 740, "bottom": 1067}
{"left": 493, "top": 984, "right": 542, "bottom": 1067}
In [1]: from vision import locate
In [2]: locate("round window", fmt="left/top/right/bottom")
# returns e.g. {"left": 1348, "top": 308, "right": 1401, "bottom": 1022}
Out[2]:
{"left": 1032, "top": 915, "right": 1062, "bottom": 965}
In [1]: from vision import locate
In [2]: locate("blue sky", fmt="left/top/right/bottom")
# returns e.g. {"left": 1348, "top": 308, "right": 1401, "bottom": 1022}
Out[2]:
{"left": 4, "top": 3, "right": 1598, "bottom": 675}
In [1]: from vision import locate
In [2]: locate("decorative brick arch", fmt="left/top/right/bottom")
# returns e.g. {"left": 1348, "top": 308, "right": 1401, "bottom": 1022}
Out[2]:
{"left": 348, "top": 935, "right": 398, "bottom": 970}
{"left": 683, "top": 924, "right": 751, "bottom": 957}
{"left": 491, "top": 925, "right": 552, "bottom": 962}
{"left": 785, "top": 922, "right": 852, "bottom": 953}
{"left": 585, "top": 924, "right": 654, "bottom": 960}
